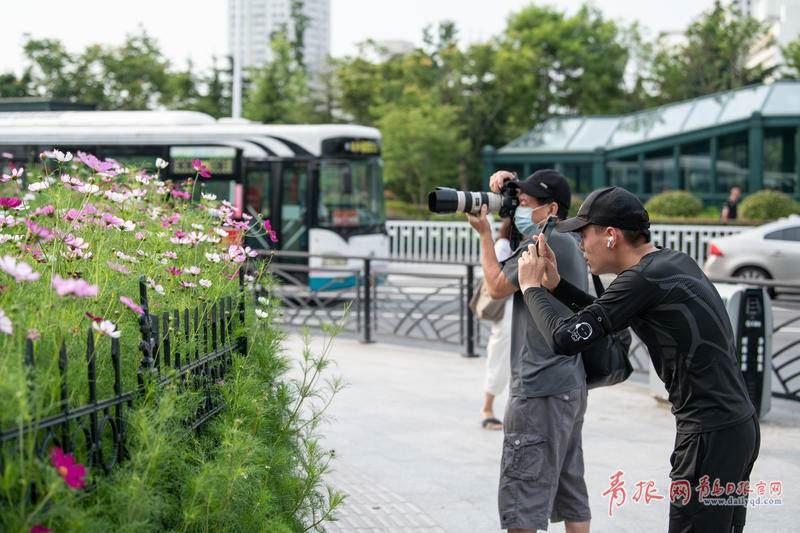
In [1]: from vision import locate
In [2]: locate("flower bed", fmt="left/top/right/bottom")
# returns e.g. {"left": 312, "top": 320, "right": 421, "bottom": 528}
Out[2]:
{"left": 0, "top": 151, "right": 341, "bottom": 531}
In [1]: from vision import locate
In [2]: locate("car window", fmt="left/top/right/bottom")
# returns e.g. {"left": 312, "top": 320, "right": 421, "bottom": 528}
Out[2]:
{"left": 765, "top": 226, "right": 800, "bottom": 241}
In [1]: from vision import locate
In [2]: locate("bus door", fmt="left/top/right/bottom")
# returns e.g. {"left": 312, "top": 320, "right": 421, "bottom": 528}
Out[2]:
{"left": 278, "top": 160, "right": 313, "bottom": 254}
{"left": 243, "top": 160, "right": 274, "bottom": 251}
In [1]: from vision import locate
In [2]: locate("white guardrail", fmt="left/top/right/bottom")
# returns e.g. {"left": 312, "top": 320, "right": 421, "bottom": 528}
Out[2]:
{"left": 386, "top": 221, "right": 751, "bottom": 265}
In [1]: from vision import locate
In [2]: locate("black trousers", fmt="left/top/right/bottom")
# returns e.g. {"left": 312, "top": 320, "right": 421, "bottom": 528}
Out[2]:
{"left": 668, "top": 415, "right": 760, "bottom": 533}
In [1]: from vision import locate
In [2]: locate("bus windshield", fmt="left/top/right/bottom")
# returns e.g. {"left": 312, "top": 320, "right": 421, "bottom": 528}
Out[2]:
{"left": 318, "top": 158, "right": 385, "bottom": 228}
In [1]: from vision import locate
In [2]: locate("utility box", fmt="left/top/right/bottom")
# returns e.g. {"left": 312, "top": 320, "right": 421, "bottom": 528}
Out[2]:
{"left": 649, "top": 284, "right": 772, "bottom": 418}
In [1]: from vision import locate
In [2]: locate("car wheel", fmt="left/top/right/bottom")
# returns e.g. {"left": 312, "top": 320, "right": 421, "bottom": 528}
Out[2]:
{"left": 733, "top": 266, "right": 776, "bottom": 298}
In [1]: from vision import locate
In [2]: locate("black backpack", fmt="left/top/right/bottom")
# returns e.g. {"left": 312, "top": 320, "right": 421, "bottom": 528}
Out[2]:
{"left": 582, "top": 275, "right": 634, "bottom": 389}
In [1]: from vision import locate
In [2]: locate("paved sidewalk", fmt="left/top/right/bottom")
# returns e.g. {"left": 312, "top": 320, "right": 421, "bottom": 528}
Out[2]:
{"left": 282, "top": 334, "right": 799, "bottom": 533}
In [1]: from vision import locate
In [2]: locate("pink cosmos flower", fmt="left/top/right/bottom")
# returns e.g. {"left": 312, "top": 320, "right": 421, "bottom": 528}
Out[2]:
{"left": 119, "top": 295, "right": 144, "bottom": 316}
{"left": 32, "top": 205, "right": 55, "bottom": 217}
{"left": 263, "top": 219, "right": 278, "bottom": 243}
{"left": 22, "top": 245, "right": 46, "bottom": 263}
{"left": 226, "top": 245, "right": 258, "bottom": 263}
{"left": 161, "top": 213, "right": 181, "bottom": 228}
{"left": 64, "top": 234, "right": 89, "bottom": 251}
{"left": 192, "top": 159, "right": 212, "bottom": 178}
{"left": 166, "top": 266, "right": 183, "bottom": 276}
{"left": 77, "top": 151, "right": 117, "bottom": 175}
{"left": 25, "top": 220, "right": 55, "bottom": 242}
{"left": 186, "top": 266, "right": 201, "bottom": 275}
{"left": 106, "top": 261, "right": 131, "bottom": 274}
{"left": 0, "top": 167, "right": 24, "bottom": 182}
{"left": 52, "top": 275, "right": 98, "bottom": 298}
{"left": 50, "top": 446, "right": 87, "bottom": 489}
{"left": 170, "top": 189, "right": 190, "bottom": 200}
{"left": 100, "top": 213, "right": 124, "bottom": 228}
{"left": 162, "top": 251, "right": 178, "bottom": 259}
{"left": 0, "top": 255, "right": 41, "bottom": 282}
{"left": 27, "top": 328, "right": 40, "bottom": 341}
{"left": 135, "top": 231, "right": 146, "bottom": 240}
{"left": 180, "top": 280, "right": 197, "bottom": 289}
{"left": 0, "top": 308, "right": 12, "bottom": 335}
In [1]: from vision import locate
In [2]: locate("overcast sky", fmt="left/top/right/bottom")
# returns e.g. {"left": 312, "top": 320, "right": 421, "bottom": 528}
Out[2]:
{"left": 0, "top": 0, "right": 717, "bottom": 75}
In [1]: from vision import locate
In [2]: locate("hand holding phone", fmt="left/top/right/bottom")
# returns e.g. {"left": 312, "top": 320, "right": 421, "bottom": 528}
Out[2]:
{"left": 534, "top": 216, "right": 557, "bottom": 256}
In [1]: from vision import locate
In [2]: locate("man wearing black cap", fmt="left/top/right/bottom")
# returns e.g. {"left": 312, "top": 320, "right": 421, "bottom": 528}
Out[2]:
{"left": 467, "top": 169, "right": 591, "bottom": 533}
{"left": 517, "top": 186, "right": 760, "bottom": 533}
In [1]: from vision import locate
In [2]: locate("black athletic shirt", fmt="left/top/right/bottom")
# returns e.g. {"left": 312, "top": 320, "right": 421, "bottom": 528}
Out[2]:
{"left": 723, "top": 199, "right": 739, "bottom": 220}
{"left": 524, "top": 248, "right": 755, "bottom": 433}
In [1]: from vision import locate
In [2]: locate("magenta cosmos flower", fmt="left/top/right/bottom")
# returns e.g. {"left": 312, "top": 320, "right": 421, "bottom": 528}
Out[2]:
{"left": 30, "top": 525, "right": 52, "bottom": 533}
{"left": 0, "top": 197, "right": 22, "bottom": 208}
{"left": 50, "top": 446, "right": 87, "bottom": 489}
{"left": 191, "top": 159, "right": 212, "bottom": 178}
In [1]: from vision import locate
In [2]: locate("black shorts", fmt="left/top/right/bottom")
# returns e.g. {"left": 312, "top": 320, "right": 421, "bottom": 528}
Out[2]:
{"left": 668, "top": 415, "right": 760, "bottom": 533}
{"left": 498, "top": 387, "right": 591, "bottom": 531}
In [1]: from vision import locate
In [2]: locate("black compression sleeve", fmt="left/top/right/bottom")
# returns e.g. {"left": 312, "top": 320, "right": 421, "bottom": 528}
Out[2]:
{"left": 524, "top": 287, "right": 610, "bottom": 355}
{"left": 552, "top": 278, "right": 596, "bottom": 312}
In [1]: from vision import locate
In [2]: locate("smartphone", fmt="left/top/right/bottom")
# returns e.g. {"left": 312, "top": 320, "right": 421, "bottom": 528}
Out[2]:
{"left": 542, "top": 215, "right": 557, "bottom": 241}
{"left": 533, "top": 216, "right": 557, "bottom": 256}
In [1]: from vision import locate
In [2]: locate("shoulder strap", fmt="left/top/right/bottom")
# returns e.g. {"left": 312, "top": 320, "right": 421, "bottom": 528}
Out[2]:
{"left": 591, "top": 274, "right": 605, "bottom": 298}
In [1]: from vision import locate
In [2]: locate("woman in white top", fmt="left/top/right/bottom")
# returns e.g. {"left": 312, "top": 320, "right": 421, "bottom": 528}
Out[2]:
{"left": 480, "top": 218, "right": 513, "bottom": 430}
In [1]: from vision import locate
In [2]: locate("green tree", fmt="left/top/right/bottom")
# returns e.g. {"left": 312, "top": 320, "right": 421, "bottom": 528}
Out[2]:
{"left": 648, "top": 1, "right": 774, "bottom": 103}
{"left": 783, "top": 38, "right": 800, "bottom": 78}
{"left": 378, "top": 94, "right": 467, "bottom": 206}
{"left": 243, "top": 30, "right": 313, "bottom": 123}
{"left": 21, "top": 33, "right": 174, "bottom": 109}
{"left": 492, "top": 4, "right": 632, "bottom": 138}
{"left": 290, "top": 0, "right": 310, "bottom": 71}
{"left": 0, "top": 71, "right": 32, "bottom": 97}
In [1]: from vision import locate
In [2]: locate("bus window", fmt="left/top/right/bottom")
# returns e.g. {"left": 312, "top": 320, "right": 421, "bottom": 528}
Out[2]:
{"left": 245, "top": 166, "right": 271, "bottom": 219}
{"left": 318, "top": 158, "right": 385, "bottom": 228}
{"left": 280, "top": 164, "right": 309, "bottom": 252}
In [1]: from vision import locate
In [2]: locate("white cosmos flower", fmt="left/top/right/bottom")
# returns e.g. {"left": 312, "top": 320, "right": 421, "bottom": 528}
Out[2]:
{"left": 155, "top": 157, "right": 169, "bottom": 169}
{"left": 205, "top": 252, "right": 221, "bottom": 263}
{"left": 201, "top": 193, "right": 217, "bottom": 201}
{"left": 0, "top": 308, "right": 12, "bottom": 335}
{"left": 0, "top": 255, "right": 41, "bottom": 282}
{"left": 199, "top": 279, "right": 212, "bottom": 288}
{"left": 255, "top": 309, "right": 268, "bottom": 320}
{"left": 104, "top": 191, "right": 128, "bottom": 203}
{"left": 28, "top": 180, "right": 51, "bottom": 192}
{"left": 92, "top": 320, "right": 121, "bottom": 338}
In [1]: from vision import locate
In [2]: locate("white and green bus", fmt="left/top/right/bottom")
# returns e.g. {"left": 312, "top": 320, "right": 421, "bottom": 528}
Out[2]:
{"left": 0, "top": 110, "right": 388, "bottom": 289}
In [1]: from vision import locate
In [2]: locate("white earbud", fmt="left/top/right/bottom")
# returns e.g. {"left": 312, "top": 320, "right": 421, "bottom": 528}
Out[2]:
{"left": 607, "top": 237, "right": 614, "bottom": 248}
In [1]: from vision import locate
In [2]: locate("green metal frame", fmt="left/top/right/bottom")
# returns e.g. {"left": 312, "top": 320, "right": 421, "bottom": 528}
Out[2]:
{"left": 485, "top": 113, "right": 800, "bottom": 203}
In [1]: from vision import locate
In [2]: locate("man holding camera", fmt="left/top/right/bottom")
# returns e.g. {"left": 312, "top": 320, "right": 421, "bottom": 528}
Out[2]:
{"left": 467, "top": 169, "right": 591, "bottom": 533}
{"left": 517, "top": 186, "right": 760, "bottom": 533}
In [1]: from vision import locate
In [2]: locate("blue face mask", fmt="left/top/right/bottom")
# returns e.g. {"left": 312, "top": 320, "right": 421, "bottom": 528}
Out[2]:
{"left": 514, "top": 205, "right": 546, "bottom": 237}
{"left": 514, "top": 207, "right": 536, "bottom": 237}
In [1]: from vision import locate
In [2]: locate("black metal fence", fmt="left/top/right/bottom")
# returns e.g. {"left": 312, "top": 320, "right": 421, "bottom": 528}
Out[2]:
{"left": 0, "top": 270, "right": 247, "bottom": 476}
{"left": 264, "top": 251, "right": 800, "bottom": 402}
{"left": 261, "top": 251, "right": 487, "bottom": 357}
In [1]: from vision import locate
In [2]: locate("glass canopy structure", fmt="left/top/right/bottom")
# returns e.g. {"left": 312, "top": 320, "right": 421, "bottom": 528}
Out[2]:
{"left": 483, "top": 81, "right": 800, "bottom": 203}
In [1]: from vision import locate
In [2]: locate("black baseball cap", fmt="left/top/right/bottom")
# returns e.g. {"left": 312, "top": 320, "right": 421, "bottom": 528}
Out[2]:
{"left": 557, "top": 186, "right": 650, "bottom": 233}
{"left": 517, "top": 169, "right": 571, "bottom": 211}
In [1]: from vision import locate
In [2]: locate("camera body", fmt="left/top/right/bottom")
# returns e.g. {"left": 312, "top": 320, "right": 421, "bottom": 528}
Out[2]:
{"left": 428, "top": 180, "right": 520, "bottom": 217}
